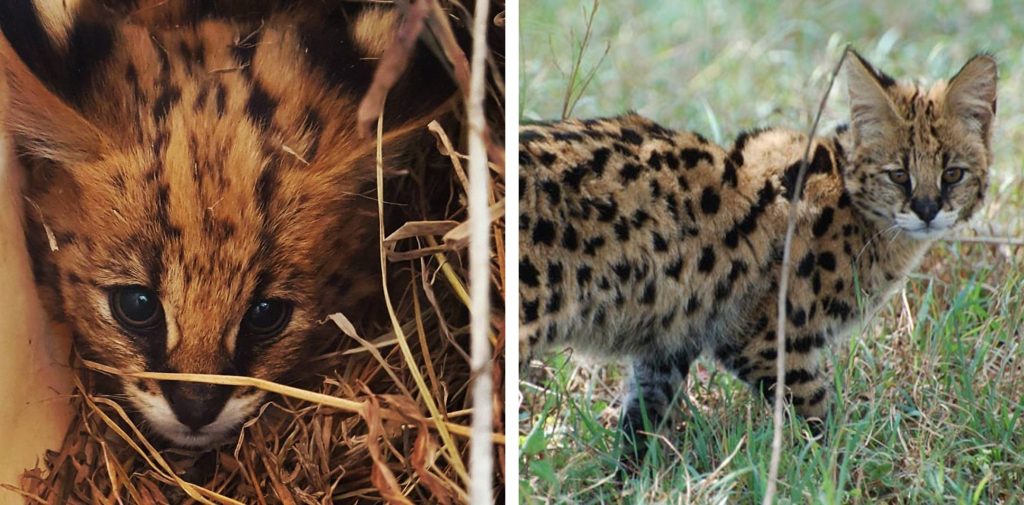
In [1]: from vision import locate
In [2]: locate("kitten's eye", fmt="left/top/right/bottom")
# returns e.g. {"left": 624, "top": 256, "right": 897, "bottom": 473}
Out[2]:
{"left": 942, "top": 167, "right": 965, "bottom": 185}
{"left": 242, "top": 299, "right": 292, "bottom": 337}
{"left": 110, "top": 286, "right": 164, "bottom": 331}
{"left": 887, "top": 169, "right": 910, "bottom": 185}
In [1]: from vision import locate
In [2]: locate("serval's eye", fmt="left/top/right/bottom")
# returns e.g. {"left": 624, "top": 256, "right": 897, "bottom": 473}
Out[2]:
{"left": 942, "top": 166, "right": 965, "bottom": 185}
{"left": 110, "top": 286, "right": 164, "bottom": 331}
{"left": 242, "top": 299, "right": 293, "bottom": 338}
{"left": 887, "top": 169, "right": 910, "bottom": 185}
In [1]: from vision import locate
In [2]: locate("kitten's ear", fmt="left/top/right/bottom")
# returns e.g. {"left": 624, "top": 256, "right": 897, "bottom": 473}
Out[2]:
{"left": 0, "top": 32, "right": 109, "bottom": 164}
{"left": 845, "top": 51, "right": 901, "bottom": 143}
{"left": 944, "top": 54, "right": 997, "bottom": 140}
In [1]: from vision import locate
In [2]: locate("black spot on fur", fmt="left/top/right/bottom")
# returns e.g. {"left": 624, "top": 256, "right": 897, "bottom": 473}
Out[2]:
{"left": 612, "top": 262, "right": 631, "bottom": 281}
{"left": 215, "top": 83, "right": 228, "bottom": 117}
{"left": 541, "top": 180, "right": 561, "bottom": 205}
{"left": 817, "top": 251, "right": 837, "bottom": 272}
{"left": 594, "top": 199, "right": 618, "bottom": 222}
{"left": 808, "top": 387, "right": 828, "bottom": 405}
{"left": 647, "top": 151, "right": 663, "bottom": 170}
{"left": 546, "top": 292, "right": 562, "bottom": 313}
{"left": 620, "top": 163, "right": 643, "bottom": 182}
{"left": 548, "top": 263, "right": 563, "bottom": 284}
{"left": 788, "top": 332, "right": 825, "bottom": 353}
{"left": 153, "top": 86, "right": 182, "bottom": 123}
{"left": 825, "top": 298, "right": 852, "bottom": 320}
{"left": 796, "top": 251, "right": 816, "bottom": 277}
{"left": 576, "top": 265, "right": 592, "bottom": 286}
{"left": 700, "top": 187, "right": 721, "bottom": 215}
{"left": 561, "top": 225, "right": 579, "bottom": 251}
{"left": 790, "top": 308, "right": 807, "bottom": 327}
{"left": 552, "top": 130, "right": 583, "bottom": 142}
{"left": 532, "top": 219, "right": 556, "bottom": 245}
{"left": 724, "top": 228, "right": 740, "bottom": 248}
{"left": 632, "top": 210, "right": 651, "bottom": 228}
{"left": 194, "top": 84, "right": 210, "bottom": 111}
{"left": 722, "top": 160, "right": 739, "bottom": 187}
{"left": 614, "top": 217, "right": 631, "bottom": 241}
{"left": 714, "top": 280, "right": 731, "bottom": 301}
{"left": 523, "top": 300, "right": 539, "bottom": 323}
{"left": 781, "top": 145, "right": 833, "bottom": 199}
{"left": 520, "top": 259, "right": 539, "bottom": 287}
{"left": 640, "top": 282, "right": 657, "bottom": 304}
{"left": 246, "top": 82, "right": 278, "bottom": 131}
{"left": 652, "top": 232, "right": 668, "bottom": 251}
{"left": 665, "top": 258, "right": 683, "bottom": 279}
{"left": 697, "top": 246, "right": 716, "bottom": 273}
{"left": 649, "top": 179, "right": 662, "bottom": 198}
{"left": 728, "top": 260, "right": 748, "bottom": 282}
{"left": 686, "top": 296, "right": 701, "bottom": 315}
{"left": 620, "top": 128, "right": 643, "bottom": 144}
{"left": 665, "top": 152, "right": 680, "bottom": 170}
{"left": 785, "top": 369, "right": 814, "bottom": 385}
{"left": 680, "top": 148, "right": 713, "bottom": 169}
{"left": 583, "top": 236, "right": 606, "bottom": 255}
{"left": 255, "top": 157, "right": 280, "bottom": 217}
{"left": 812, "top": 207, "right": 834, "bottom": 237}
{"left": 589, "top": 148, "right": 612, "bottom": 176}
{"left": 519, "top": 129, "right": 544, "bottom": 143}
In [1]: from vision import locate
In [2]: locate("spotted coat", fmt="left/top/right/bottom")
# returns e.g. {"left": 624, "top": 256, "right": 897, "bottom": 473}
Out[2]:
{"left": 520, "top": 52, "right": 997, "bottom": 459}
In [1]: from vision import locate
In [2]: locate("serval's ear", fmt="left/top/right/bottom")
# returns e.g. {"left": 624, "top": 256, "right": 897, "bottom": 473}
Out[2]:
{"left": 944, "top": 54, "right": 997, "bottom": 145}
{"left": 845, "top": 50, "right": 902, "bottom": 145}
{"left": 0, "top": 31, "right": 110, "bottom": 165}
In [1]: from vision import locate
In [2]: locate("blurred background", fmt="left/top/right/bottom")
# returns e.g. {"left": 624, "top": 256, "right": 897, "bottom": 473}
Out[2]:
{"left": 520, "top": 1, "right": 1024, "bottom": 502}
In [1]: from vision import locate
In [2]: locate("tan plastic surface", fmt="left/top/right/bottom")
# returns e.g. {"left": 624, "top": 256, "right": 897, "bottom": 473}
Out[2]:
{"left": 0, "top": 144, "right": 75, "bottom": 503}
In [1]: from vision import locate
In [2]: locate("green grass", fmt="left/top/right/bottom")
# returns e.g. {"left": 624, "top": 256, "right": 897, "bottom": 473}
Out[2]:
{"left": 519, "top": 1, "right": 1024, "bottom": 502}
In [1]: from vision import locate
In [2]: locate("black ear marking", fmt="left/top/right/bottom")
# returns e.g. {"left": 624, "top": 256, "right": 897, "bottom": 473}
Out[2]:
{"left": 0, "top": 0, "right": 63, "bottom": 88}
{"left": 0, "top": 1, "right": 116, "bottom": 106}
{"left": 849, "top": 50, "right": 896, "bottom": 88}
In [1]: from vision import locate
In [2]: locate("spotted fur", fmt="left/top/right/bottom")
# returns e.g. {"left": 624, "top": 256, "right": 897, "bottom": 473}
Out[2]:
{"left": 1, "top": 0, "right": 458, "bottom": 447}
{"left": 519, "top": 52, "right": 997, "bottom": 460}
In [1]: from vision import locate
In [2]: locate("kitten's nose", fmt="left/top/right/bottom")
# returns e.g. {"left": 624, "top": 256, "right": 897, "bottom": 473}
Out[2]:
{"left": 910, "top": 198, "right": 939, "bottom": 223}
{"left": 161, "top": 382, "right": 232, "bottom": 430}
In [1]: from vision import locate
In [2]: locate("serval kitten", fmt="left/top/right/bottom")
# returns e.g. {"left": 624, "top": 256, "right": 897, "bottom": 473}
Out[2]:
{"left": 519, "top": 52, "right": 997, "bottom": 462}
{"left": 1, "top": 0, "right": 458, "bottom": 447}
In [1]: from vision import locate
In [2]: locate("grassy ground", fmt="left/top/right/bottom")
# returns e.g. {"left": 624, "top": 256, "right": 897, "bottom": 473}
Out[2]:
{"left": 519, "top": 1, "right": 1024, "bottom": 503}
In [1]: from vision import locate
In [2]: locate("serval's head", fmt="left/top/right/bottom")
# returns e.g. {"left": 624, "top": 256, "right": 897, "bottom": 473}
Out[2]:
{"left": 0, "top": 1, "right": 454, "bottom": 447}
{"left": 843, "top": 50, "right": 997, "bottom": 240}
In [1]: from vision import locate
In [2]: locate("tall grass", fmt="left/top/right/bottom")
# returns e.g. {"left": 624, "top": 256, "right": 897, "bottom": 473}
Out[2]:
{"left": 520, "top": 1, "right": 1024, "bottom": 502}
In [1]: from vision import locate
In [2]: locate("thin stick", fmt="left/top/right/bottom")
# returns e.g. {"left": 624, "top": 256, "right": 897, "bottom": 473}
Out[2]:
{"left": 763, "top": 47, "right": 850, "bottom": 505}
{"left": 945, "top": 235, "right": 1024, "bottom": 246}
{"left": 467, "top": 0, "right": 494, "bottom": 503}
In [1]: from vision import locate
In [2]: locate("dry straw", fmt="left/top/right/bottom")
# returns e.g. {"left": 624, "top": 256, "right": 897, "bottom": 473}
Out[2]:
{"left": 17, "top": 1, "right": 505, "bottom": 503}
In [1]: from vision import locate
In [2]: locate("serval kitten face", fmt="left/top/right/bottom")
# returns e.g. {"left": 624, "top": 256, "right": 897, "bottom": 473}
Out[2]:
{"left": 843, "top": 52, "right": 997, "bottom": 240}
{"left": 1, "top": 1, "right": 454, "bottom": 447}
